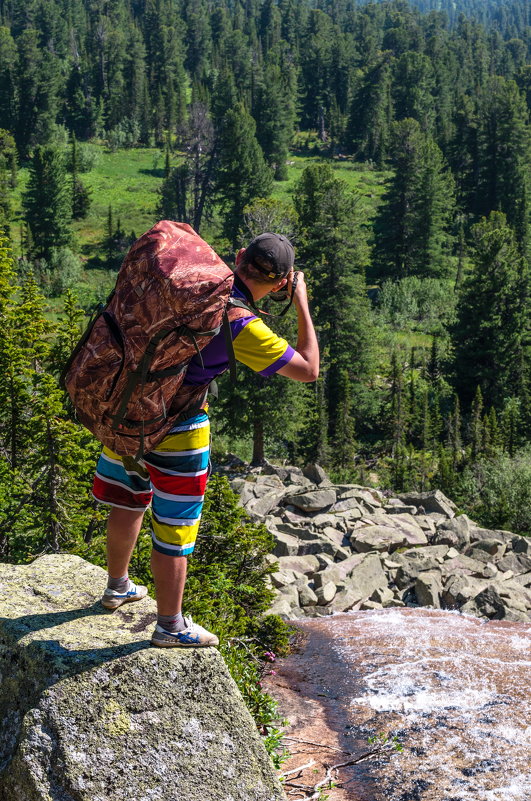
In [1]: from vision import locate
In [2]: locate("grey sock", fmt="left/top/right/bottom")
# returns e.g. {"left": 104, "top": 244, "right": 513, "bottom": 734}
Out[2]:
{"left": 157, "top": 612, "right": 186, "bottom": 633}
{"left": 107, "top": 574, "right": 129, "bottom": 593}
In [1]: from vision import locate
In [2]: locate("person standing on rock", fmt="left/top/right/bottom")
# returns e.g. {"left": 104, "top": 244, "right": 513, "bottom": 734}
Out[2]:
{"left": 93, "top": 233, "right": 319, "bottom": 647}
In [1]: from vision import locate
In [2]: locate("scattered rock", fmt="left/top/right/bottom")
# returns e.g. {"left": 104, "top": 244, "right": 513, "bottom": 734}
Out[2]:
{"left": 284, "top": 489, "right": 337, "bottom": 512}
{"left": 398, "top": 489, "right": 457, "bottom": 518}
{"left": 223, "top": 460, "right": 530, "bottom": 623}
{"left": 246, "top": 489, "right": 288, "bottom": 517}
{"left": 360, "top": 600, "right": 383, "bottom": 610}
{"left": 272, "top": 530, "right": 300, "bottom": 557}
{"left": 276, "top": 555, "right": 320, "bottom": 576}
{"left": 433, "top": 515, "right": 472, "bottom": 548}
{"left": 299, "top": 584, "right": 319, "bottom": 607}
{"left": 370, "top": 586, "right": 395, "bottom": 606}
{"left": 394, "top": 552, "right": 444, "bottom": 590}
{"left": 512, "top": 536, "right": 531, "bottom": 555}
{"left": 316, "top": 581, "right": 337, "bottom": 605}
{"left": 415, "top": 572, "right": 443, "bottom": 608}
{"left": 384, "top": 504, "right": 418, "bottom": 515}
{"left": 346, "top": 554, "right": 388, "bottom": 602}
{"left": 495, "top": 552, "right": 531, "bottom": 575}
{"left": 302, "top": 463, "right": 332, "bottom": 486}
{"left": 270, "top": 569, "right": 299, "bottom": 589}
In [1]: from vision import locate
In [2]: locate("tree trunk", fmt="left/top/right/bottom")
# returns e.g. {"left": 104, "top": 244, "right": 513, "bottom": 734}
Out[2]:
{"left": 252, "top": 415, "right": 265, "bottom": 465}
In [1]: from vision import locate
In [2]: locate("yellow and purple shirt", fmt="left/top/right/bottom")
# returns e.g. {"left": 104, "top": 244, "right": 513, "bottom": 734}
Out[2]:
{"left": 184, "top": 286, "right": 294, "bottom": 385}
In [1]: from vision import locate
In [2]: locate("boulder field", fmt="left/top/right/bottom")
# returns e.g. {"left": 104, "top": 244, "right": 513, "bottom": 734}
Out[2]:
{"left": 218, "top": 459, "right": 531, "bottom": 624}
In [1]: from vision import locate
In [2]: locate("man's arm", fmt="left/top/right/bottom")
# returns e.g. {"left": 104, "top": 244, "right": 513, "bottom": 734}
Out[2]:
{"left": 277, "top": 272, "right": 319, "bottom": 383}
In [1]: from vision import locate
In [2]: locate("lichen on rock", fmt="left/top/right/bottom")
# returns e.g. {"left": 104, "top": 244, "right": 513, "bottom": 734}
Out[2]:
{"left": 0, "top": 555, "right": 285, "bottom": 801}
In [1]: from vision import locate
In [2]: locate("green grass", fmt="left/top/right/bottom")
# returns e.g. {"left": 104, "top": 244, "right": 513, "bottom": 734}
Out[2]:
{"left": 75, "top": 146, "right": 164, "bottom": 260}
{"left": 9, "top": 144, "right": 391, "bottom": 312}
{"left": 271, "top": 154, "right": 390, "bottom": 217}
{"left": 10, "top": 145, "right": 165, "bottom": 262}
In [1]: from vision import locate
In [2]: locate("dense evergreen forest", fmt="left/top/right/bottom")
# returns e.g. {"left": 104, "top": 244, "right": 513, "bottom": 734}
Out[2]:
{"left": 0, "top": 0, "right": 529, "bottom": 565}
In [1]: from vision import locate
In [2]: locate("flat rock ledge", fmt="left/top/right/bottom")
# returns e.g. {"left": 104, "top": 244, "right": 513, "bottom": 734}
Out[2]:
{"left": 217, "top": 458, "right": 531, "bottom": 624}
{"left": 0, "top": 555, "right": 285, "bottom": 801}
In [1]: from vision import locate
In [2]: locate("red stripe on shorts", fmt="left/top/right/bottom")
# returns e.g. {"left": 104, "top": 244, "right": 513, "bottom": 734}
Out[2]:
{"left": 92, "top": 474, "right": 153, "bottom": 509}
{"left": 146, "top": 466, "right": 209, "bottom": 496}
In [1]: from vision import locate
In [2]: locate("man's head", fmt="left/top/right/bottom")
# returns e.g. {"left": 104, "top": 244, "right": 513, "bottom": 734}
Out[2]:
{"left": 235, "top": 233, "right": 295, "bottom": 298}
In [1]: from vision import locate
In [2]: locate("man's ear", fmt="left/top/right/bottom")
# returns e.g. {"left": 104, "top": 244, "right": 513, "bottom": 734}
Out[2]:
{"left": 272, "top": 277, "right": 288, "bottom": 292}
{"left": 235, "top": 248, "right": 246, "bottom": 266}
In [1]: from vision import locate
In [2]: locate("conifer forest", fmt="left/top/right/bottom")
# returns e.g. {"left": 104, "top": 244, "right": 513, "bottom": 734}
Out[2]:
{"left": 0, "top": 0, "right": 529, "bottom": 584}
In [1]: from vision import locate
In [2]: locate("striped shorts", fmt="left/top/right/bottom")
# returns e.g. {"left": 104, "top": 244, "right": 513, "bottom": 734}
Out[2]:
{"left": 92, "top": 411, "right": 210, "bottom": 557}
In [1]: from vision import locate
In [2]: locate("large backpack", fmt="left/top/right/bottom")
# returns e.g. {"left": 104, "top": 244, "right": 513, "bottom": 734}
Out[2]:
{"left": 63, "top": 221, "right": 248, "bottom": 458}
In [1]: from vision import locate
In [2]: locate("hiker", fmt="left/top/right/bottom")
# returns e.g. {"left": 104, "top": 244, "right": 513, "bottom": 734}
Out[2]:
{"left": 92, "top": 232, "right": 319, "bottom": 647}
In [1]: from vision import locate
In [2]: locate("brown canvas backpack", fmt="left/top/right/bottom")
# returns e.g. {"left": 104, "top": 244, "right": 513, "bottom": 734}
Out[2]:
{"left": 62, "top": 220, "right": 249, "bottom": 458}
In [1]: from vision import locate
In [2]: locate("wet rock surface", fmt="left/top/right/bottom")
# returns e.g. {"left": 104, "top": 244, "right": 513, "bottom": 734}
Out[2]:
{"left": 217, "top": 461, "right": 531, "bottom": 623}
{"left": 264, "top": 609, "right": 531, "bottom": 801}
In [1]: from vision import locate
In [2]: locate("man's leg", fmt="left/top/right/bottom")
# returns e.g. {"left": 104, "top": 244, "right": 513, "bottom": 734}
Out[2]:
{"left": 150, "top": 550, "right": 187, "bottom": 615}
{"left": 92, "top": 447, "right": 152, "bottom": 609}
{"left": 107, "top": 506, "right": 145, "bottom": 580}
{"left": 144, "top": 410, "right": 218, "bottom": 646}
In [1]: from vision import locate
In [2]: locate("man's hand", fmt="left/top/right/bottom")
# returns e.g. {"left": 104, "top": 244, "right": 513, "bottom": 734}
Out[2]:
{"left": 277, "top": 269, "right": 319, "bottom": 383}
{"left": 286, "top": 270, "right": 308, "bottom": 307}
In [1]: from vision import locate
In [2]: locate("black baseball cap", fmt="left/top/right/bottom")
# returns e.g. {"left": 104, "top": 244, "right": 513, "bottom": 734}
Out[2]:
{"left": 244, "top": 233, "right": 295, "bottom": 279}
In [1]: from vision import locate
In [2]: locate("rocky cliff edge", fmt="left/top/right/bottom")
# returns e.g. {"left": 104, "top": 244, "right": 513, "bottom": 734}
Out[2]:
{"left": 0, "top": 554, "right": 285, "bottom": 801}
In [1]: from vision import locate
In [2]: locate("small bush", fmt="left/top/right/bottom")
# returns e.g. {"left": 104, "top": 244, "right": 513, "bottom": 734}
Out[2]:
{"left": 456, "top": 448, "right": 531, "bottom": 536}
{"left": 107, "top": 119, "right": 141, "bottom": 151}
{"left": 376, "top": 277, "right": 457, "bottom": 334}
{"left": 66, "top": 142, "right": 100, "bottom": 173}
{"left": 33, "top": 247, "right": 83, "bottom": 297}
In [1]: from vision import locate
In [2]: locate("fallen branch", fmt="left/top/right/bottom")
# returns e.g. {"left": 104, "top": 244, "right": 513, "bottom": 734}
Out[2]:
{"left": 280, "top": 760, "right": 316, "bottom": 778}
{"left": 283, "top": 736, "right": 351, "bottom": 754}
{"left": 282, "top": 743, "right": 395, "bottom": 799}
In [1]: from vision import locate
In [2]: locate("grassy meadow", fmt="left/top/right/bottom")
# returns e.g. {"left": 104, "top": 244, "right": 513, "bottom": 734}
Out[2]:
{"left": 9, "top": 142, "right": 393, "bottom": 317}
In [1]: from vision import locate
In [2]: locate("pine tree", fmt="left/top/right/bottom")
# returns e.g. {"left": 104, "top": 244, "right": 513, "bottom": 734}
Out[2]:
{"left": 333, "top": 369, "right": 356, "bottom": 471}
{"left": 469, "top": 385, "right": 484, "bottom": 460}
{"left": 500, "top": 397, "right": 522, "bottom": 457}
{"left": 296, "top": 378, "right": 330, "bottom": 467}
{"left": 393, "top": 51, "right": 436, "bottom": 134}
{"left": 0, "top": 28, "right": 17, "bottom": 137}
{"left": 347, "top": 58, "right": 392, "bottom": 166}
{"left": 0, "top": 156, "right": 11, "bottom": 235}
{"left": 447, "top": 393, "right": 462, "bottom": 469}
{"left": 15, "top": 29, "right": 60, "bottom": 156}
{"left": 294, "top": 163, "right": 376, "bottom": 451}
{"left": 253, "top": 55, "right": 297, "bottom": 180}
{"left": 452, "top": 212, "right": 530, "bottom": 410}
{"left": 388, "top": 351, "right": 406, "bottom": 461}
{"left": 372, "top": 118, "right": 455, "bottom": 281}
{"left": 23, "top": 145, "right": 72, "bottom": 261}
{"left": 216, "top": 102, "right": 273, "bottom": 247}
{"left": 476, "top": 76, "right": 529, "bottom": 251}
{"left": 298, "top": 9, "right": 334, "bottom": 136}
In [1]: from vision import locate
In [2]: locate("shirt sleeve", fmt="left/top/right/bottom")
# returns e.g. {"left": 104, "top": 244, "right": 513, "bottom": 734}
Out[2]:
{"left": 232, "top": 316, "right": 295, "bottom": 377}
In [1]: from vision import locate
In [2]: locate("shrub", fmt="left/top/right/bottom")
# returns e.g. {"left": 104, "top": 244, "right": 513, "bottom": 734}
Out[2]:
{"left": 455, "top": 449, "right": 531, "bottom": 536}
{"left": 66, "top": 142, "right": 100, "bottom": 173}
{"left": 33, "top": 247, "right": 83, "bottom": 296}
{"left": 376, "top": 277, "right": 457, "bottom": 334}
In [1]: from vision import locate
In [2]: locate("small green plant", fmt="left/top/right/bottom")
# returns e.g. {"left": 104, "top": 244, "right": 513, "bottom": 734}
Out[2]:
{"left": 367, "top": 731, "right": 404, "bottom": 753}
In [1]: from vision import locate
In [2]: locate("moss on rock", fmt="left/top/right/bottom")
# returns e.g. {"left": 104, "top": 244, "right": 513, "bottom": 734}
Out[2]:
{"left": 0, "top": 555, "right": 285, "bottom": 801}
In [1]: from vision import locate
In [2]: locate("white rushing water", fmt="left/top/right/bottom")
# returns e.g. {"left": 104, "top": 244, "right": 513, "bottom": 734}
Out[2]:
{"left": 327, "top": 609, "right": 531, "bottom": 801}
